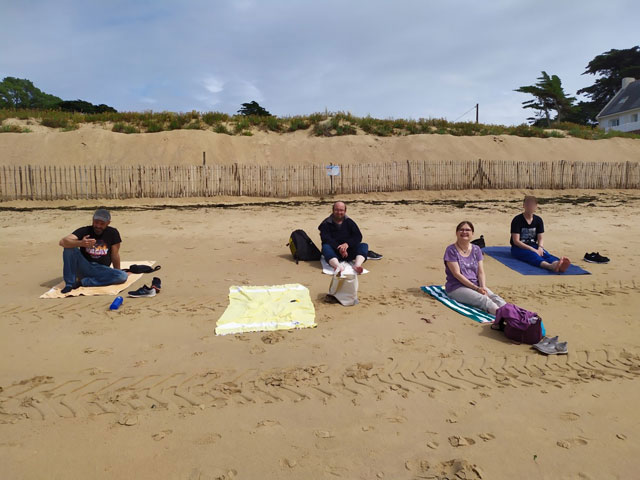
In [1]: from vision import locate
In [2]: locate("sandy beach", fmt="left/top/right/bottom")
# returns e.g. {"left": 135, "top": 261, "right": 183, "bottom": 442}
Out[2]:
{"left": 1, "top": 189, "right": 639, "bottom": 479}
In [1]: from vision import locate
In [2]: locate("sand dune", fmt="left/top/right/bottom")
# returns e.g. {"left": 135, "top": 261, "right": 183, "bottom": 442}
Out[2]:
{"left": 1, "top": 123, "right": 639, "bottom": 166}
{"left": 1, "top": 190, "right": 639, "bottom": 479}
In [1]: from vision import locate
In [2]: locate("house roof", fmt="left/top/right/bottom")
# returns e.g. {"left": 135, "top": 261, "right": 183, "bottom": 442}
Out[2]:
{"left": 598, "top": 79, "right": 640, "bottom": 118}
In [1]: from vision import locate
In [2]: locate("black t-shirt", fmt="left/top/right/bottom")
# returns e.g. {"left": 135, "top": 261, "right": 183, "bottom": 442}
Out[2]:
{"left": 510, "top": 214, "right": 544, "bottom": 247}
{"left": 72, "top": 226, "right": 122, "bottom": 266}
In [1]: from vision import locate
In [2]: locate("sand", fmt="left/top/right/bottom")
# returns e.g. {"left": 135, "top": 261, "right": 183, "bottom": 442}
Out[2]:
{"left": 1, "top": 123, "right": 640, "bottom": 166}
{"left": 1, "top": 189, "right": 639, "bottom": 479}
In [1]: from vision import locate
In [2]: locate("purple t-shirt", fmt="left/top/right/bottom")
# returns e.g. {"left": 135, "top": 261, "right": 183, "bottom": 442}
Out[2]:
{"left": 444, "top": 244, "right": 483, "bottom": 292}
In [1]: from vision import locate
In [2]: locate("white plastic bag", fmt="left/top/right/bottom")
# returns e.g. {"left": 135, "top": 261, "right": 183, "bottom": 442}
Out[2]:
{"left": 328, "top": 273, "right": 359, "bottom": 306}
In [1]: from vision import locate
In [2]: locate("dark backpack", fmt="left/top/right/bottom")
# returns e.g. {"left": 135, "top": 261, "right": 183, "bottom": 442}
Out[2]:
{"left": 471, "top": 235, "right": 485, "bottom": 249}
{"left": 287, "top": 229, "right": 321, "bottom": 264}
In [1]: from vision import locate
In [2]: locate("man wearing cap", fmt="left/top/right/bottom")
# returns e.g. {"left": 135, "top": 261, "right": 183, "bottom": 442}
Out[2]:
{"left": 58, "top": 209, "right": 128, "bottom": 294}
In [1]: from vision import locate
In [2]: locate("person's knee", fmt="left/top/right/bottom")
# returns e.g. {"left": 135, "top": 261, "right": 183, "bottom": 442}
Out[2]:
{"left": 115, "top": 270, "right": 128, "bottom": 284}
{"left": 322, "top": 244, "right": 337, "bottom": 259}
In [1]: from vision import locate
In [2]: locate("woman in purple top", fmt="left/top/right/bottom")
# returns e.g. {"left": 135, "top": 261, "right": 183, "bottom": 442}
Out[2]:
{"left": 444, "top": 221, "right": 506, "bottom": 314}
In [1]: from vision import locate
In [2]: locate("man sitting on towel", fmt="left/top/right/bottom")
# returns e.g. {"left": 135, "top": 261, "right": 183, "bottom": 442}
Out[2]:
{"left": 510, "top": 195, "right": 571, "bottom": 273}
{"left": 58, "top": 208, "right": 129, "bottom": 293}
{"left": 319, "top": 201, "right": 368, "bottom": 274}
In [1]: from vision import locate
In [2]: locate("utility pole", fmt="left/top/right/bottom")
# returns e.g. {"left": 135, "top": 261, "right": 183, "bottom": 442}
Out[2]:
{"left": 476, "top": 104, "right": 479, "bottom": 124}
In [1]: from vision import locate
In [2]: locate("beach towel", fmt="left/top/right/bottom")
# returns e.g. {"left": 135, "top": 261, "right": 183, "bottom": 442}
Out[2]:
{"left": 320, "top": 256, "right": 369, "bottom": 275}
{"left": 420, "top": 285, "right": 495, "bottom": 323}
{"left": 40, "top": 261, "right": 155, "bottom": 299}
{"left": 215, "top": 283, "right": 316, "bottom": 336}
{"left": 483, "top": 247, "right": 590, "bottom": 276}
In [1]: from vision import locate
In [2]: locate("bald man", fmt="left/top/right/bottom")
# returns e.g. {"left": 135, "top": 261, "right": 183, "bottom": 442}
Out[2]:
{"left": 318, "top": 201, "right": 368, "bottom": 274}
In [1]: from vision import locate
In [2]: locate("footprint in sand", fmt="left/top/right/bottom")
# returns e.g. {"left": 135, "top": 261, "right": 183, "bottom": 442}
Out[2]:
{"left": 560, "top": 412, "right": 581, "bottom": 421}
{"left": 261, "top": 332, "right": 285, "bottom": 344}
{"left": 448, "top": 436, "right": 476, "bottom": 447}
{"left": 557, "top": 437, "right": 589, "bottom": 449}
{"left": 478, "top": 433, "right": 496, "bottom": 442}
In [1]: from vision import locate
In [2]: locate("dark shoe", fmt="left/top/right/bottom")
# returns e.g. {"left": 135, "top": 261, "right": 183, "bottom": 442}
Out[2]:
{"left": 128, "top": 285, "right": 156, "bottom": 298}
{"left": 61, "top": 280, "right": 81, "bottom": 294}
{"left": 151, "top": 277, "right": 161, "bottom": 292}
{"left": 367, "top": 251, "right": 383, "bottom": 260}
{"left": 584, "top": 252, "right": 609, "bottom": 264}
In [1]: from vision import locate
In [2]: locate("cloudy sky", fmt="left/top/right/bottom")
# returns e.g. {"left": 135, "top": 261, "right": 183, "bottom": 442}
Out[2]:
{"left": 1, "top": 0, "right": 638, "bottom": 124}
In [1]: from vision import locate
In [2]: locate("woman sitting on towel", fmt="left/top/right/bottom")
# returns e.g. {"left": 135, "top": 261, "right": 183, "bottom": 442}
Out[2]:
{"left": 444, "top": 221, "right": 507, "bottom": 315}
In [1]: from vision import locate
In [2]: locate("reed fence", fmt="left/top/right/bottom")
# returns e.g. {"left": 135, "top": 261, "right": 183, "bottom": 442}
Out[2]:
{"left": 1, "top": 159, "right": 638, "bottom": 201}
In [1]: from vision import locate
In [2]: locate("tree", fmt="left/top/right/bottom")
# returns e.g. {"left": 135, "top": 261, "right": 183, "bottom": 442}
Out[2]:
{"left": 237, "top": 101, "right": 271, "bottom": 116}
{"left": 58, "top": 100, "right": 117, "bottom": 113}
{"left": 577, "top": 46, "right": 640, "bottom": 123}
{"left": 515, "top": 72, "right": 576, "bottom": 126}
{"left": 0, "top": 77, "right": 61, "bottom": 109}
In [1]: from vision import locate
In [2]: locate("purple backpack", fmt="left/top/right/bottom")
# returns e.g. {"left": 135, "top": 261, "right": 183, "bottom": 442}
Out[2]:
{"left": 492, "top": 303, "right": 542, "bottom": 345}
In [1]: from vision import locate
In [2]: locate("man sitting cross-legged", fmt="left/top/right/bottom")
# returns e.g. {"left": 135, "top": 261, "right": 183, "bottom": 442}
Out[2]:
{"left": 58, "top": 208, "right": 129, "bottom": 294}
{"left": 318, "top": 201, "right": 369, "bottom": 274}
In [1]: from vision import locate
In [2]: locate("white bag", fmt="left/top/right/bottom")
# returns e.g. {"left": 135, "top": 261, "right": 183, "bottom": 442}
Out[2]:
{"left": 328, "top": 273, "right": 359, "bottom": 306}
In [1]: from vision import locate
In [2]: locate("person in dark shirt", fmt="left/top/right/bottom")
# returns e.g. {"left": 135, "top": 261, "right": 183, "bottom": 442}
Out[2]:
{"left": 318, "top": 201, "right": 369, "bottom": 274}
{"left": 58, "top": 208, "right": 128, "bottom": 293}
{"left": 510, "top": 196, "right": 571, "bottom": 273}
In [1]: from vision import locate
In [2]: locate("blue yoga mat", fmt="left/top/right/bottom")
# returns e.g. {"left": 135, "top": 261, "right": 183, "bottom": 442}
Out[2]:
{"left": 483, "top": 246, "right": 590, "bottom": 275}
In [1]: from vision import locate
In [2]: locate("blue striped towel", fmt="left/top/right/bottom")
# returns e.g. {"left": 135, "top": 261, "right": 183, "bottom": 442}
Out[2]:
{"left": 420, "top": 285, "right": 495, "bottom": 323}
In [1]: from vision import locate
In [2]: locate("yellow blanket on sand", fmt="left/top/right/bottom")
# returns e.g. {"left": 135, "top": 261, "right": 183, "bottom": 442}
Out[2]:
{"left": 40, "top": 261, "right": 155, "bottom": 299}
{"left": 215, "top": 284, "right": 316, "bottom": 336}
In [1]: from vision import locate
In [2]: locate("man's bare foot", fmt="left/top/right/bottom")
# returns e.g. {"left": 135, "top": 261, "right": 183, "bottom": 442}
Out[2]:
{"left": 558, "top": 257, "right": 571, "bottom": 273}
{"left": 550, "top": 260, "right": 561, "bottom": 272}
{"left": 353, "top": 265, "right": 364, "bottom": 274}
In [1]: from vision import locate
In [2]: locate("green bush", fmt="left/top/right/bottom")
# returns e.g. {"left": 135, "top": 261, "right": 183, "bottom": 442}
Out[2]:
{"left": 1, "top": 124, "right": 30, "bottom": 133}
{"left": 287, "top": 117, "right": 310, "bottom": 132}
{"left": 312, "top": 122, "right": 332, "bottom": 137}
{"left": 214, "top": 123, "right": 230, "bottom": 134}
{"left": 112, "top": 122, "right": 139, "bottom": 134}
{"left": 202, "top": 111, "right": 230, "bottom": 125}
{"left": 234, "top": 117, "right": 250, "bottom": 134}
{"left": 41, "top": 117, "right": 69, "bottom": 128}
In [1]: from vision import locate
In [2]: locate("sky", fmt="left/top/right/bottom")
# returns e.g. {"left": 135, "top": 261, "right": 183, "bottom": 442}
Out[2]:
{"left": 1, "top": 0, "right": 638, "bottom": 125}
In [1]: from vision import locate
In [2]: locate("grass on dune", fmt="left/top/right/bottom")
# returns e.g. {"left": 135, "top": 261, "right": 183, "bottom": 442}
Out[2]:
{"left": 0, "top": 108, "right": 638, "bottom": 139}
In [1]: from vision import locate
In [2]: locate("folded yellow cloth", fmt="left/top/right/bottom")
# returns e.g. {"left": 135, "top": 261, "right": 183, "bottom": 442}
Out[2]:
{"left": 215, "top": 284, "right": 316, "bottom": 336}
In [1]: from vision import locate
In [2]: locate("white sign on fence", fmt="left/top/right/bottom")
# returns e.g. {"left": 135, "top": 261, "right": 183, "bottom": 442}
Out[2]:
{"left": 326, "top": 165, "right": 340, "bottom": 176}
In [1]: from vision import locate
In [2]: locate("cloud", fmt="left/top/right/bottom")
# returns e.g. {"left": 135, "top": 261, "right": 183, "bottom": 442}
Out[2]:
{"left": 0, "top": 0, "right": 638, "bottom": 123}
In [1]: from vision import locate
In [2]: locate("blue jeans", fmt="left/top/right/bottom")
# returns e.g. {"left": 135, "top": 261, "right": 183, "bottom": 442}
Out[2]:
{"left": 322, "top": 243, "right": 368, "bottom": 263}
{"left": 511, "top": 246, "right": 559, "bottom": 267}
{"left": 63, "top": 248, "right": 128, "bottom": 288}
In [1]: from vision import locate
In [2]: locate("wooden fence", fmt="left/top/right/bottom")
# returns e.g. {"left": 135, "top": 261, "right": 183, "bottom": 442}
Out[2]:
{"left": 1, "top": 160, "right": 639, "bottom": 201}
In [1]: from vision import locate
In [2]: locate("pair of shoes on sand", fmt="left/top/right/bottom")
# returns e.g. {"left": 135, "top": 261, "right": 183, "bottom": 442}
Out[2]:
{"left": 128, "top": 277, "right": 162, "bottom": 298}
{"left": 533, "top": 336, "right": 568, "bottom": 355}
{"left": 584, "top": 252, "right": 609, "bottom": 264}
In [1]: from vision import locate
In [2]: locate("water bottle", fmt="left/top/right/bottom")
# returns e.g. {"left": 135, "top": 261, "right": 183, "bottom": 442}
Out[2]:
{"left": 109, "top": 296, "right": 123, "bottom": 310}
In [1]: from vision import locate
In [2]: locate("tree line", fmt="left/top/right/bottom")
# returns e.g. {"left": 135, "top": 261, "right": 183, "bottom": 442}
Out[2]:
{"left": 0, "top": 77, "right": 117, "bottom": 113}
{"left": 516, "top": 46, "right": 640, "bottom": 126}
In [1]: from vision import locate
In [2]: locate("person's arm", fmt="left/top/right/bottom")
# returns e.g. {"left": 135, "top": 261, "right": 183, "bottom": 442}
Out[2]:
{"left": 511, "top": 233, "right": 537, "bottom": 252}
{"left": 110, "top": 243, "right": 122, "bottom": 270}
{"left": 446, "top": 261, "right": 486, "bottom": 294}
{"left": 345, "top": 220, "right": 363, "bottom": 247}
{"left": 59, "top": 233, "right": 95, "bottom": 249}
{"left": 477, "top": 260, "right": 487, "bottom": 289}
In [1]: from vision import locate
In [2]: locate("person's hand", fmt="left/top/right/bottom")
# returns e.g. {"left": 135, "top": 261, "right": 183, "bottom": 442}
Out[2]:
{"left": 537, "top": 247, "right": 544, "bottom": 256}
{"left": 80, "top": 235, "right": 96, "bottom": 248}
{"left": 476, "top": 286, "right": 487, "bottom": 295}
{"left": 338, "top": 243, "right": 349, "bottom": 258}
